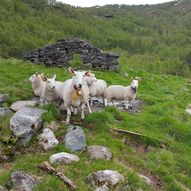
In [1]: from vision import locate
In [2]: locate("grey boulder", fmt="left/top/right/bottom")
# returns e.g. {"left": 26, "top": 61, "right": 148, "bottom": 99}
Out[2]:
{"left": 64, "top": 126, "right": 86, "bottom": 152}
{"left": 11, "top": 171, "right": 38, "bottom": 191}
{"left": 49, "top": 152, "right": 80, "bottom": 164}
{"left": 87, "top": 170, "right": 124, "bottom": 188}
{"left": 10, "top": 100, "right": 37, "bottom": 112}
{"left": 39, "top": 128, "right": 58, "bottom": 150}
{"left": 0, "top": 94, "right": 9, "bottom": 104}
{"left": 10, "top": 107, "right": 45, "bottom": 137}
{"left": 87, "top": 145, "right": 112, "bottom": 160}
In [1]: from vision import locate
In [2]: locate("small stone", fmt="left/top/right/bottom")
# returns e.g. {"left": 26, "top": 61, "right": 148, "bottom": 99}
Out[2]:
{"left": 87, "top": 170, "right": 124, "bottom": 188}
{"left": 64, "top": 126, "right": 86, "bottom": 152}
{"left": 49, "top": 152, "right": 79, "bottom": 164}
{"left": 0, "top": 108, "right": 12, "bottom": 117}
{"left": 87, "top": 145, "right": 112, "bottom": 160}
{"left": 138, "top": 174, "right": 152, "bottom": 186}
{"left": 0, "top": 94, "right": 9, "bottom": 104}
{"left": 39, "top": 128, "right": 58, "bottom": 150}
{"left": 11, "top": 171, "right": 38, "bottom": 191}
{"left": 10, "top": 101, "right": 37, "bottom": 112}
{"left": 10, "top": 107, "right": 45, "bottom": 137}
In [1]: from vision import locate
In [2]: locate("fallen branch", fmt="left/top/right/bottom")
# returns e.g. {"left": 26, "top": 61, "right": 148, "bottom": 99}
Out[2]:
{"left": 111, "top": 128, "right": 167, "bottom": 146}
{"left": 39, "top": 161, "right": 76, "bottom": 190}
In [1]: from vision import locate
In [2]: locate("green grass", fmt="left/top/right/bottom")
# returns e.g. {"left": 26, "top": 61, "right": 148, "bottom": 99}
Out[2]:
{"left": 0, "top": 58, "right": 191, "bottom": 190}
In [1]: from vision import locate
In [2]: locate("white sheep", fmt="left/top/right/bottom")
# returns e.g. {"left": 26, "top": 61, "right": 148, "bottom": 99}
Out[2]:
{"left": 62, "top": 67, "right": 91, "bottom": 124}
{"left": 40, "top": 74, "right": 60, "bottom": 105}
{"left": 104, "top": 77, "right": 141, "bottom": 109}
{"left": 84, "top": 73, "right": 107, "bottom": 106}
{"left": 29, "top": 73, "right": 45, "bottom": 97}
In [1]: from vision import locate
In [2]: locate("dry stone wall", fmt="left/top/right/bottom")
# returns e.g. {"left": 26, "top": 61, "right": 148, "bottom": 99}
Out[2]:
{"left": 23, "top": 38, "right": 119, "bottom": 71}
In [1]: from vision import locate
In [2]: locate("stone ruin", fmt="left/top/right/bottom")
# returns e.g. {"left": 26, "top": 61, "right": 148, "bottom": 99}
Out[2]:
{"left": 22, "top": 38, "right": 119, "bottom": 71}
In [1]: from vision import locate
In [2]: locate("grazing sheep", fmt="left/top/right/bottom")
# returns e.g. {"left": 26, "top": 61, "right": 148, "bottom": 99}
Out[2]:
{"left": 41, "top": 74, "right": 59, "bottom": 105}
{"left": 29, "top": 73, "right": 45, "bottom": 97}
{"left": 104, "top": 77, "right": 141, "bottom": 109}
{"left": 62, "top": 67, "right": 91, "bottom": 124}
{"left": 84, "top": 73, "right": 107, "bottom": 106}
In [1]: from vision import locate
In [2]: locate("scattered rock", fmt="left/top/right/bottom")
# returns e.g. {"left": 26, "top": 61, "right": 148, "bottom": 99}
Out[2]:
{"left": 49, "top": 152, "right": 80, "bottom": 164}
{"left": 10, "top": 100, "right": 37, "bottom": 112}
{"left": 94, "top": 185, "right": 109, "bottom": 191}
{"left": 0, "top": 108, "right": 12, "bottom": 117}
{"left": 64, "top": 126, "right": 86, "bottom": 152}
{"left": 185, "top": 104, "right": 191, "bottom": 115}
{"left": 44, "top": 121, "right": 59, "bottom": 132}
{"left": 138, "top": 174, "right": 152, "bottom": 186}
{"left": 87, "top": 170, "right": 124, "bottom": 188}
{"left": 10, "top": 107, "right": 45, "bottom": 137}
{"left": 87, "top": 145, "right": 112, "bottom": 160}
{"left": 0, "top": 186, "right": 8, "bottom": 191}
{"left": 16, "top": 132, "right": 34, "bottom": 146}
{"left": 39, "top": 128, "right": 58, "bottom": 150}
{"left": 11, "top": 171, "right": 38, "bottom": 191}
{"left": 0, "top": 94, "right": 9, "bottom": 104}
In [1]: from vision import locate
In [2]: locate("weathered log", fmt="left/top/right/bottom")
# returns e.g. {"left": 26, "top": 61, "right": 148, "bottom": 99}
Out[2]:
{"left": 111, "top": 128, "right": 167, "bottom": 146}
{"left": 39, "top": 161, "right": 76, "bottom": 190}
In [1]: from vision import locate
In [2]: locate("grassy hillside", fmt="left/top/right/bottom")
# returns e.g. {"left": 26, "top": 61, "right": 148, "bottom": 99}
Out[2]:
{"left": 0, "top": 0, "right": 191, "bottom": 76}
{"left": 0, "top": 58, "right": 191, "bottom": 190}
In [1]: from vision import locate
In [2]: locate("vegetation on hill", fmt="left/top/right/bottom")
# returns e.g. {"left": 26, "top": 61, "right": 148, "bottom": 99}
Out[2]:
{"left": 0, "top": 0, "right": 191, "bottom": 76}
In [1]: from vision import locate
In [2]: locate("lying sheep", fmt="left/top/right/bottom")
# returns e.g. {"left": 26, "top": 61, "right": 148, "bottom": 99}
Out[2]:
{"left": 29, "top": 73, "right": 45, "bottom": 97}
{"left": 104, "top": 77, "right": 141, "bottom": 109}
{"left": 62, "top": 67, "right": 91, "bottom": 124}
{"left": 84, "top": 73, "right": 107, "bottom": 106}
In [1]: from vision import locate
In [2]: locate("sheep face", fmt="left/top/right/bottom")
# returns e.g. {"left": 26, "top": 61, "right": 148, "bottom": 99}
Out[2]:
{"left": 45, "top": 75, "right": 56, "bottom": 90}
{"left": 69, "top": 67, "right": 90, "bottom": 90}
{"left": 84, "top": 73, "right": 97, "bottom": 85}
{"left": 29, "top": 73, "right": 41, "bottom": 83}
{"left": 130, "top": 79, "right": 139, "bottom": 90}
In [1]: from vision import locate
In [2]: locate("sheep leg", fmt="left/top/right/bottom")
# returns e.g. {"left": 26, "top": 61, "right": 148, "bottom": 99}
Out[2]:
{"left": 74, "top": 107, "right": 78, "bottom": 115}
{"left": 129, "top": 100, "right": 133, "bottom": 109}
{"left": 125, "top": 101, "right": 129, "bottom": 110}
{"left": 112, "top": 100, "right": 115, "bottom": 107}
{"left": 104, "top": 99, "right": 108, "bottom": 107}
{"left": 90, "top": 98, "right": 93, "bottom": 107}
{"left": 71, "top": 106, "right": 74, "bottom": 113}
{"left": 102, "top": 96, "right": 105, "bottom": 106}
{"left": 81, "top": 103, "right": 85, "bottom": 119}
{"left": 66, "top": 107, "right": 71, "bottom": 124}
{"left": 87, "top": 100, "right": 92, "bottom": 114}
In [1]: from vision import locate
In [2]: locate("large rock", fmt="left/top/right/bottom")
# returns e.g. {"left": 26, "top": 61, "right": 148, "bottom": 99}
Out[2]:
{"left": 94, "top": 185, "right": 109, "bottom": 191}
{"left": 10, "top": 100, "right": 37, "bottom": 112}
{"left": 39, "top": 128, "right": 58, "bottom": 150}
{"left": 87, "top": 145, "right": 112, "bottom": 160}
{"left": 49, "top": 152, "right": 80, "bottom": 164}
{"left": 0, "top": 108, "right": 12, "bottom": 117}
{"left": 10, "top": 107, "right": 45, "bottom": 137}
{"left": 87, "top": 170, "right": 124, "bottom": 188}
{"left": 0, "top": 94, "right": 9, "bottom": 104}
{"left": 11, "top": 171, "right": 38, "bottom": 191}
{"left": 64, "top": 126, "right": 86, "bottom": 152}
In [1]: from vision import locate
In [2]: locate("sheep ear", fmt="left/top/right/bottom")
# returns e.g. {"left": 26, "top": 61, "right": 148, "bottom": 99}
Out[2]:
{"left": 68, "top": 67, "right": 75, "bottom": 74}
{"left": 41, "top": 75, "right": 48, "bottom": 82}
{"left": 53, "top": 74, "right": 56, "bottom": 80}
{"left": 84, "top": 71, "right": 91, "bottom": 76}
{"left": 135, "top": 77, "right": 141, "bottom": 82}
{"left": 35, "top": 72, "right": 38, "bottom": 76}
{"left": 131, "top": 77, "right": 134, "bottom": 80}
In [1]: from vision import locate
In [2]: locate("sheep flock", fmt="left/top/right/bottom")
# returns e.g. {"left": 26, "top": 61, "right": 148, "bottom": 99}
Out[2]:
{"left": 29, "top": 67, "right": 141, "bottom": 124}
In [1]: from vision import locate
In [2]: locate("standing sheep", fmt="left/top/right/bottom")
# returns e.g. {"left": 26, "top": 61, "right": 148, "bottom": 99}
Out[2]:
{"left": 29, "top": 73, "right": 45, "bottom": 97}
{"left": 62, "top": 67, "right": 91, "bottom": 124}
{"left": 104, "top": 77, "right": 141, "bottom": 109}
{"left": 84, "top": 73, "right": 107, "bottom": 106}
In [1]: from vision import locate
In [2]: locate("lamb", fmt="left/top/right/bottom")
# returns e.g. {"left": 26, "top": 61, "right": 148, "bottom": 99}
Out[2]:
{"left": 84, "top": 73, "right": 107, "bottom": 106}
{"left": 29, "top": 73, "right": 45, "bottom": 97}
{"left": 62, "top": 67, "right": 91, "bottom": 124}
{"left": 104, "top": 77, "right": 141, "bottom": 109}
{"left": 40, "top": 74, "right": 60, "bottom": 105}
